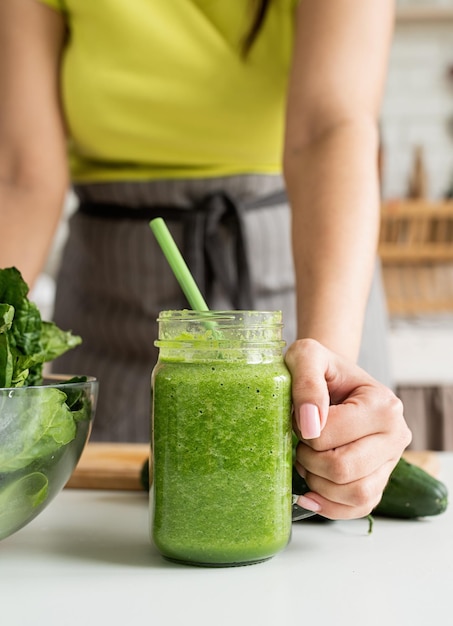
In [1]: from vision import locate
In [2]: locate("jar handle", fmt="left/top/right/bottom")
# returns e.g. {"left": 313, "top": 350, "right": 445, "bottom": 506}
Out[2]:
{"left": 292, "top": 465, "right": 317, "bottom": 521}
{"left": 292, "top": 496, "right": 317, "bottom": 521}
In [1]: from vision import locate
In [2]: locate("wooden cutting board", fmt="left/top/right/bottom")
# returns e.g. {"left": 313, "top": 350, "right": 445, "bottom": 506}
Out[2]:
{"left": 65, "top": 443, "right": 151, "bottom": 491}
{"left": 65, "top": 444, "right": 439, "bottom": 491}
{"left": 403, "top": 449, "right": 440, "bottom": 477}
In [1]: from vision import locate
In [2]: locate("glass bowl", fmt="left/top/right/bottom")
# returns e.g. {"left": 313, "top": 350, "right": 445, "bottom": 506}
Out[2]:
{"left": 0, "top": 375, "right": 98, "bottom": 541}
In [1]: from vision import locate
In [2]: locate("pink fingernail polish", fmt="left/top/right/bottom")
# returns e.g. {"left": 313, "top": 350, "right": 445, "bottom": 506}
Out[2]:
{"left": 299, "top": 403, "right": 321, "bottom": 439}
{"left": 297, "top": 495, "right": 322, "bottom": 512}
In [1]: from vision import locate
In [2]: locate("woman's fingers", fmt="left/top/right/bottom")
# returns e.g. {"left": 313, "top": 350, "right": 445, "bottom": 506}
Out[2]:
{"left": 286, "top": 338, "right": 412, "bottom": 519}
{"left": 297, "top": 388, "right": 408, "bottom": 454}
{"left": 294, "top": 458, "right": 398, "bottom": 520}
{"left": 286, "top": 338, "right": 379, "bottom": 436}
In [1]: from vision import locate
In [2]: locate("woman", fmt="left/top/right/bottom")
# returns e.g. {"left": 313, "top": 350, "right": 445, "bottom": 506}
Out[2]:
{"left": 0, "top": 0, "right": 411, "bottom": 520}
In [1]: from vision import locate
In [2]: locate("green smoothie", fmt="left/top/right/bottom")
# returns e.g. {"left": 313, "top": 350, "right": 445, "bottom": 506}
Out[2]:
{"left": 151, "top": 356, "right": 292, "bottom": 566}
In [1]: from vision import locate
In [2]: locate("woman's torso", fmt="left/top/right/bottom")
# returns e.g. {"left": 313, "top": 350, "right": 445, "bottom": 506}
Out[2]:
{"left": 37, "top": 0, "right": 298, "bottom": 183}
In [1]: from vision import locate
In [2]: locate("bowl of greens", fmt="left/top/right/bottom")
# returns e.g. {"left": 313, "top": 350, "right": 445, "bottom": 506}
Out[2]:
{"left": 0, "top": 267, "right": 98, "bottom": 541}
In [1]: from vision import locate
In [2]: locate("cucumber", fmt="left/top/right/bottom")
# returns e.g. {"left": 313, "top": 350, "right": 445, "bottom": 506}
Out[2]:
{"left": 140, "top": 458, "right": 150, "bottom": 491}
{"left": 373, "top": 456, "right": 448, "bottom": 519}
{"left": 292, "top": 456, "right": 449, "bottom": 520}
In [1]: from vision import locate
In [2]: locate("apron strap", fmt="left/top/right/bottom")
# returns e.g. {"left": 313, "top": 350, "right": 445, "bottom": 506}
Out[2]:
{"left": 184, "top": 191, "right": 254, "bottom": 310}
{"left": 78, "top": 190, "right": 262, "bottom": 310}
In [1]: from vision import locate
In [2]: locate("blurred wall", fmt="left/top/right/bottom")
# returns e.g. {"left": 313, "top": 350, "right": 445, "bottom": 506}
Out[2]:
{"left": 381, "top": 4, "right": 453, "bottom": 200}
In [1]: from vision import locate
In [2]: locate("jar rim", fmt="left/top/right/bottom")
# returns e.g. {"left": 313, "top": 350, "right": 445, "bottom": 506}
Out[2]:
{"left": 156, "top": 309, "right": 283, "bottom": 323}
{"left": 156, "top": 310, "right": 286, "bottom": 350}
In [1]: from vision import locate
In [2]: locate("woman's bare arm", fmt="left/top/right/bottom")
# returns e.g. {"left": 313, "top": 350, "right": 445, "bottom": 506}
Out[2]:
{"left": 0, "top": 0, "right": 68, "bottom": 287}
{"left": 283, "top": 0, "right": 394, "bottom": 361}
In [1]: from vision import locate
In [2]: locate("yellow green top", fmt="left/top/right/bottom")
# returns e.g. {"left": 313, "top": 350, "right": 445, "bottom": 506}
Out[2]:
{"left": 37, "top": 0, "right": 297, "bottom": 183}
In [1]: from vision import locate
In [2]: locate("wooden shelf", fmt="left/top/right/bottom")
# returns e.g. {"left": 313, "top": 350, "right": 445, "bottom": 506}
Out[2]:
{"left": 379, "top": 245, "right": 453, "bottom": 263}
{"left": 379, "top": 201, "right": 453, "bottom": 263}
{"left": 396, "top": 6, "right": 453, "bottom": 22}
{"left": 379, "top": 200, "right": 453, "bottom": 314}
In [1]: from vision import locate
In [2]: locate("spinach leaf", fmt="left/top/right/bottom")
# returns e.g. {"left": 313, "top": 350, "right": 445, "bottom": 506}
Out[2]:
{"left": 0, "top": 304, "right": 14, "bottom": 387}
{"left": 0, "top": 303, "right": 14, "bottom": 333}
{"left": 0, "top": 267, "right": 82, "bottom": 387}
{"left": 57, "top": 376, "right": 93, "bottom": 422}
{"left": 0, "top": 472, "right": 49, "bottom": 541}
{"left": 0, "top": 266, "right": 29, "bottom": 307}
{"left": 0, "top": 387, "right": 77, "bottom": 473}
{"left": 0, "top": 334, "right": 13, "bottom": 389}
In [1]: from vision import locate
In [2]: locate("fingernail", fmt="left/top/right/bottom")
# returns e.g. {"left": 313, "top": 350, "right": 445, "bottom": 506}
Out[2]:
{"left": 297, "top": 495, "right": 322, "bottom": 513}
{"left": 299, "top": 403, "right": 321, "bottom": 439}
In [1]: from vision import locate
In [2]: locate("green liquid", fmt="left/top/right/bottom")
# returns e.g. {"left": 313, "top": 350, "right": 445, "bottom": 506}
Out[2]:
{"left": 151, "top": 359, "right": 292, "bottom": 566}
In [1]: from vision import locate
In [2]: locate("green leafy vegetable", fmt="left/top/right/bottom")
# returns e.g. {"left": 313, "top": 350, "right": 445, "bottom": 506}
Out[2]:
{"left": 0, "top": 267, "right": 81, "bottom": 388}
{"left": 0, "top": 267, "right": 93, "bottom": 540}
{"left": 0, "top": 473, "right": 49, "bottom": 539}
{"left": 0, "top": 386, "right": 77, "bottom": 472}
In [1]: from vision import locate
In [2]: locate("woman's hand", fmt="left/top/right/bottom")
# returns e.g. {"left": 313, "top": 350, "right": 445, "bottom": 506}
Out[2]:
{"left": 285, "top": 338, "right": 412, "bottom": 520}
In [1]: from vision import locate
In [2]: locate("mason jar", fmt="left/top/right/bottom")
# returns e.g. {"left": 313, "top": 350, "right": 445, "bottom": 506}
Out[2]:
{"left": 150, "top": 310, "right": 293, "bottom": 567}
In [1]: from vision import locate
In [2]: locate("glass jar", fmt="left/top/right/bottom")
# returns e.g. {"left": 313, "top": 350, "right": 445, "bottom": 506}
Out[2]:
{"left": 150, "top": 310, "right": 292, "bottom": 567}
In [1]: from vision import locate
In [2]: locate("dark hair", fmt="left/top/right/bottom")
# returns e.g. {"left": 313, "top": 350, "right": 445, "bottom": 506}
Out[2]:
{"left": 242, "top": 0, "right": 271, "bottom": 57}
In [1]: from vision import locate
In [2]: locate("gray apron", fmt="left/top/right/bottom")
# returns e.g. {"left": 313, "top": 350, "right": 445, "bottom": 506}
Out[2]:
{"left": 51, "top": 175, "right": 392, "bottom": 442}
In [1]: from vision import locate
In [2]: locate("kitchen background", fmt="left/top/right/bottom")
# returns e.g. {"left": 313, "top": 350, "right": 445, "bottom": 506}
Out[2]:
{"left": 382, "top": 1, "right": 453, "bottom": 201}
{"left": 31, "top": 0, "right": 453, "bottom": 447}
{"left": 363, "top": 0, "right": 453, "bottom": 449}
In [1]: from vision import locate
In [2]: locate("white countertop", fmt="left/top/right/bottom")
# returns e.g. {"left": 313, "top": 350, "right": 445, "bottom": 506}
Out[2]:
{"left": 2, "top": 454, "right": 452, "bottom": 626}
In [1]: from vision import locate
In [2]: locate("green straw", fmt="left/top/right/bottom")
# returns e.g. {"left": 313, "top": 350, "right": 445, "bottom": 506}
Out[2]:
{"left": 149, "top": 218, "right": 209, "bottom": 311}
